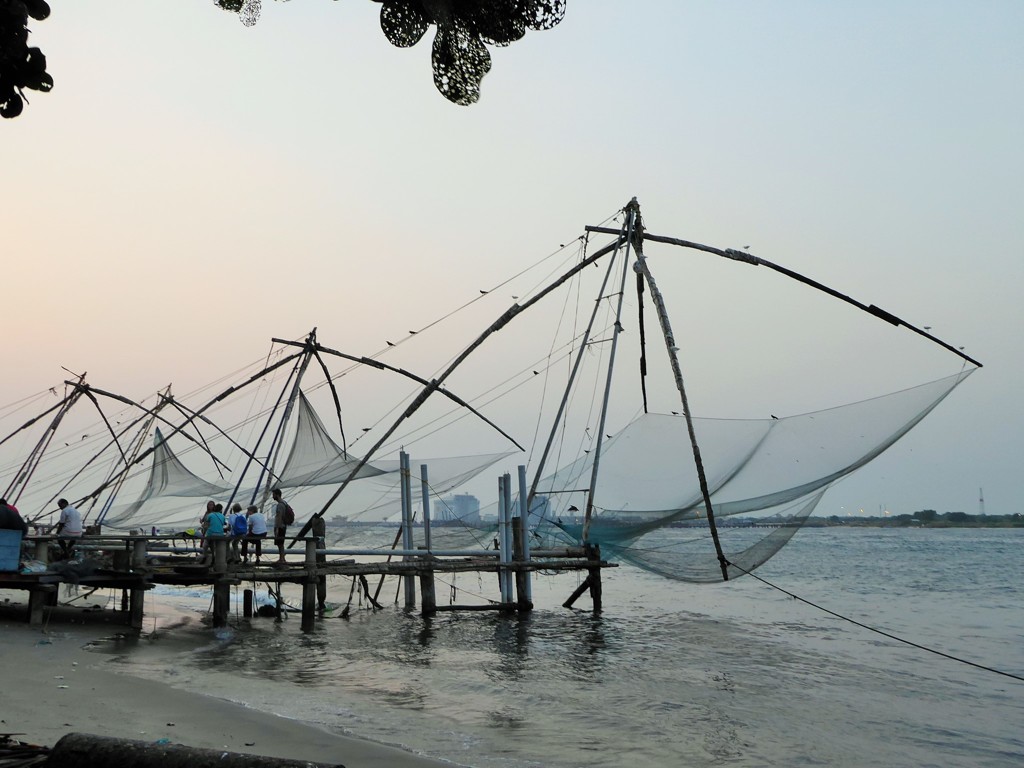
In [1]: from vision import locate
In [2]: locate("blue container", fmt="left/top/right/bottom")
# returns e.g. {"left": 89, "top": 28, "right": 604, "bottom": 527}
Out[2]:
{"left": 0, "top": 528, "right": 22, "bottom": 572}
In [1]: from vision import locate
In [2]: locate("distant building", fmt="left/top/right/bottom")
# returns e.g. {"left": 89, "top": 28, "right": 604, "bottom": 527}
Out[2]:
{"left": 528, "top": 494, "right": 552, "bottom": 524}
{"left": 435, "top": 493, "right": 481, "bottom": 524}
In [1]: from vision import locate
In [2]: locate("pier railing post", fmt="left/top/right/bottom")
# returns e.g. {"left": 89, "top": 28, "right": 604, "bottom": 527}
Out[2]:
{"left": 419, "top": 570, "right": 436, "bottom": 616}
{"left": 587, "top": 543, "right": 602, "bottom": 613}
{"left": 212, "top": 582, "right": 230, "bottom": 627}
{"left": 131, "top": 537, "right": 148, "bottom": 569}
{"left": 497, "top": 475, "right": 510, "bottom": 608}
{"left": 312, "top": 516, "right": 327, "bottom": 613}
{"left": 28, "top": 586, "right": 53, "bottom": 625}
{"left": 213, "top": 538, "right": 227, "bottom": 574}
{"left": 129, "top": 588, "right": 145, "bottom": 630}
{"left": 212, "top": 539, "right": 230, "bottom": 627}
{"left": 400, "top": 451, "right": 416, "bottom": 610}
{"left": 301, "top": 537, "right": 317, "bottom": 632}
{"left": 34, "top": 537, "right": 49, "bottom": 565}
{"left": 516, "top": 464, "right": 533, "bottom": 611}
{"left": 420, "top": 463, "right": 432, "bottom": 553}
{"left": 128, "top": 536, "right": 148, "bottom": 630}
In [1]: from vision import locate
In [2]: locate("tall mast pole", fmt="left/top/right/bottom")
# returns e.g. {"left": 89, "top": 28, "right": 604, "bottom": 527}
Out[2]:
{"left": 5, "top": 374, "right": 86, "bottom": 508}
{"left": 527, "top": 233, "right": 626, "bottom": 515}
{"left": 582, "top": 200, "right": 640, "bottom": 543}
{"left": 255, "top": 328, "right": 319, "bottom": 503}
{"left": 290, "top": 235, "right": 628, "bottom": 543}
{"left": 93, "top": 386, "right": 172, "bottom": 525}
{"left": 631, "top": 209, "right": 731, "bottom": 581}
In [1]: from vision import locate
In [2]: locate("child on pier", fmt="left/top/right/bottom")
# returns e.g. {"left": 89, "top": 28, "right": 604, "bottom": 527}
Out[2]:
{"left": 227, "top": 503, "right": 246, "bottom": 563}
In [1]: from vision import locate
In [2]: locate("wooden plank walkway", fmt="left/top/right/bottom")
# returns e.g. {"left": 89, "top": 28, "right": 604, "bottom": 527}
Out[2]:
{"left": 0, "top": 533, "right": 614, "bottom": 631}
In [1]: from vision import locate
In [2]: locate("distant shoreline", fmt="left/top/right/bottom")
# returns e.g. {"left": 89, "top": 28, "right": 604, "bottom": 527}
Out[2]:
{"left": 689, "top": 513, "right": 1023, "bottom": 530}
{"left": 804, "top": 517, "right": 1023, "bottom": 529}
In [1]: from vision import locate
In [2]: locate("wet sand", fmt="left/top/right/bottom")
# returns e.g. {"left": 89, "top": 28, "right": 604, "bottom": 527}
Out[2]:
{"left": 0, "top": 591, "right": 462, "bottom": 767}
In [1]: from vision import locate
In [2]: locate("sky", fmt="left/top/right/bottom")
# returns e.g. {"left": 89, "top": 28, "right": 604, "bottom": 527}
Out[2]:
{"left": 3, "top": 1, "right": 1022, "bottom": 518}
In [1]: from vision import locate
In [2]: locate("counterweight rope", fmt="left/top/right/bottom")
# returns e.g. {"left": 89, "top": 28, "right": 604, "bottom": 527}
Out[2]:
{"left": 730, "top": 562, "right": 1024, "bottom": 684}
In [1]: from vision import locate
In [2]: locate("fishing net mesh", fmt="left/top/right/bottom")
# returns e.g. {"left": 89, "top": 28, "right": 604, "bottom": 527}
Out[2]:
{"left": 527, "top": 370, "right": 973, "bottom": 581}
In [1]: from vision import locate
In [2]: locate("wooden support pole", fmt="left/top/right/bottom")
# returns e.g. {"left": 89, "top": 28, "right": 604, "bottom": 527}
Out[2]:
{"left": 312, "top": 517, "right": 327, "bottom": 612}
{"left": 212, "top": 582, "right": 230, "bottom": 627}
{"left": 512, "top": 518, "right": 532, "bottom": 612}
{"left": 501, "top": 473, "right": 514, "bottom": 606}
{"left": 588, "top": 569, "right": 603, "bottom": 613}
{"left": 213, "top": 538, "right": 227, "bottom": 574}
{"left": 517, "top": 464, "right": 533, "bottom": 609}
{"left": 301, "top": 538, "right": 317, "bottom": 632}
{"left": 131, "top": 538, "right": 147, "bottom": 569}
{"left": 588, "top": 544, "right": 602, "bottom": 613}
{"left": 129, "top": 589, "right": 145, "bottom": 630}
{"left": 243, "top": 588, "right": 253, "bottom": 618}
{"left": 400, "top": 452, "right": 416, "bottom": 610}
{"left": 371, "top": 525, "right": 403, "bottom": 607}
{"left": 562, "top": 576, "right": 592, "bottom": 609}
{"left": 497, "top": 474, "right": 513, "bottom": 610}
{"left": 301, "top": 581, "right": 316, "bottom": 631}
{"left": 362, "top": 575, "right": 383, "bottom": 610}
{"left": 420, "top": 463, "right": 433, "bottom": 553}
{"left": 28, "top": 588, "right": 48, "bottom": 625}
{"left": 419, "top": 569, "right": 436, "bottom": 616}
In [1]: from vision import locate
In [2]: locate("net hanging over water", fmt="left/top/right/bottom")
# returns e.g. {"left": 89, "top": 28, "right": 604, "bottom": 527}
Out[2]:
{"left": 0, "top": 202, "right": 981, "bottom": 582}
{"left": 100, "top": 427, "right": 232, "bottom": 528}
{"left": 98, "top": 388, "right": 515, "bottom": 531}
{"left": 528, "top": 370, "right": 973, "bottom": 581}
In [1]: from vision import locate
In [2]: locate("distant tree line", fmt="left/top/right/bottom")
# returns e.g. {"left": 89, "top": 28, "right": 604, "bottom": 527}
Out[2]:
{"left": 825, "top": 509, "right": 1023, "bottom": 528}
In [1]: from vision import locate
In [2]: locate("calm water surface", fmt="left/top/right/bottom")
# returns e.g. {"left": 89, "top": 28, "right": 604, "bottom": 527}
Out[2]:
{"left": 94, "top": 527, "right": 1024, "bottom": 767}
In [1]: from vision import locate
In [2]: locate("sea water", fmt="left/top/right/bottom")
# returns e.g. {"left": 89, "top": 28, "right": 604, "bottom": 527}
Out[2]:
{"left": 92, "top": 527, "right": 1024, "bottom": 767}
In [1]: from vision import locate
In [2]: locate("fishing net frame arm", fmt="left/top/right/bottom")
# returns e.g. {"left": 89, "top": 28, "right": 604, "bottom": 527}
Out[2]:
{"left": 270, "top": 338, "right": 525, "bottom": 455}
{"left": 584, "top": 226, "right": 983, "bottom": 369}
{"left": 290, "top": 234, "right": 629, "bottom": 545}
{"left": 78, "top": 354, "right": 304, "bottom": 514}
{"left": 2, "top": 383, "right": 86, "bottom": 505}
{"left": 621, "top": 200, "right": 731, "bottom": 581}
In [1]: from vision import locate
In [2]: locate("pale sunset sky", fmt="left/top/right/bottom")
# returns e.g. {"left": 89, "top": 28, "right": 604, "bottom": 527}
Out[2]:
{"left": 3, "top": 1, "right": 1022, "bottom": 517}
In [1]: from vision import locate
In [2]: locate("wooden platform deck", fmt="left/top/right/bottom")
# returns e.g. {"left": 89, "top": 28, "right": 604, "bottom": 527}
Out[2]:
{"left": 0, "top": 533, "right": 614, "bottom": 631}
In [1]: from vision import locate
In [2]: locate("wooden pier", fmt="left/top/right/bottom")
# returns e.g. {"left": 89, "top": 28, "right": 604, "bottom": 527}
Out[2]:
{"left": 0, "top": 529, "right": 613, "bottom": 631}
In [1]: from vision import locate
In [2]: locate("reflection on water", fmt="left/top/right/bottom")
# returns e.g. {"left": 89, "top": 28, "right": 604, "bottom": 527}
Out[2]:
{"left": 86, "top": 528, "right": 1024, "bottom": 768}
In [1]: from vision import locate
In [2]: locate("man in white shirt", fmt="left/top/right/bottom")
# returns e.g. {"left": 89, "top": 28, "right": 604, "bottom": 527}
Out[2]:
{"left": 244, "top": 504, "right": 268, "bottom": 563}
{"left": 55, "top": 498, "right": 83, "bottom": 558}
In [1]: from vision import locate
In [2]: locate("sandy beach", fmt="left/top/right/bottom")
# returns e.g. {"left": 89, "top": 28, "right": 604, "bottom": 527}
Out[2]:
{"left": 0, "top": 591, "right": 462, "bottom": 767}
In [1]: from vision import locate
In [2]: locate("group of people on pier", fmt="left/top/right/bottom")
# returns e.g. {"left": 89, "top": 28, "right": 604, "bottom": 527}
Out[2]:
{"left": 199, "top": 489, "right": 291, "bottom": 565}
{"left": 1, "top": 498, "right": 80, "bottom": 546}
{"left": 0, "top": 497, "right": 82, "bottom": 561}
{"left": 0, "top": 498, "right": 27, "bottom": 535}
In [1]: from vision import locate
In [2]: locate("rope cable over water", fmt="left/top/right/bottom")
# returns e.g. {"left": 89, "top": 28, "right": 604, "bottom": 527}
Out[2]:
{"left": 729, "top": 561, "right": 1024, "bottom": 684}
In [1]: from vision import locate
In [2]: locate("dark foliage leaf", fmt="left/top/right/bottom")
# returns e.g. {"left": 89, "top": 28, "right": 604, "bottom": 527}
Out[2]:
{"left": 431, "top": 18, "right": 491, "bottom": 106}
{"left": 25, "top": 0, "right": 51, "bottom": 22}
{"left": 380, "top": 0, "right": 429, "bottom": 48}
{"left": 0, "top": 88, "right": 23, "bottom": 118}
{"left": 23, "top": 69, "right": 51, "bottom": 91}
{"left": 526, "top": 0, "right": 566, "bottom": 31}
{"left": 458, "top": 0, "right": 527, "bottom": 46}
{"left": 0, "top": 2, "right": 52, "bottom": 118}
